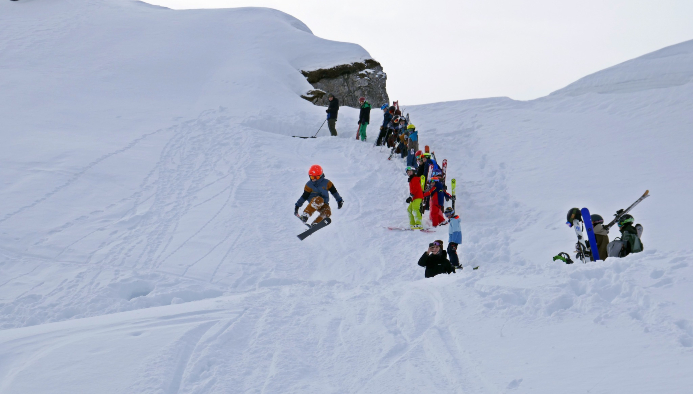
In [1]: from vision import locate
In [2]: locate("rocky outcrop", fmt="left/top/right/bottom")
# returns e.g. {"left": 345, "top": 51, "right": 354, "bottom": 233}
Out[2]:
{"left": 300, "top": 59, "right": 389, "bottom": 109}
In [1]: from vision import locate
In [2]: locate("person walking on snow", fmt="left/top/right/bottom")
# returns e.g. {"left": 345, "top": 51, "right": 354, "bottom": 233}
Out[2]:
{"left": 326, "top": 94, "right": 339, "bottom": 136}
{"left": 444, "top": 207, "right": 462, "bottom": 268}
{"left": 405, "top": 166, "right": 424, "bottom": 230}
{"left": 418, "top": 240, "right": 454, "bottom": 278}
{"left": 294, "top": 165, "right": 344, "bottom": 226}
{"left": 357, "top": 97, "right": 371, "bottom": 141}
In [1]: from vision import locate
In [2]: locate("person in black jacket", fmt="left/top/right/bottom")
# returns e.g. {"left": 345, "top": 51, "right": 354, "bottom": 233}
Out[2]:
{"left": 326, "top": 94, "right": 339, "bottom": 136}
{"left": 357, "top": 97, "right": 371, "bottom": 142}
{"left": 418, "top": 240, "right": 454, "bottom": 278}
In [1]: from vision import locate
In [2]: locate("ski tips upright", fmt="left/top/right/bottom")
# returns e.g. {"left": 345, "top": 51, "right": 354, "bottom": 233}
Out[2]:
{"left": 643, "top": 190, "right": 649, "bottom": 196}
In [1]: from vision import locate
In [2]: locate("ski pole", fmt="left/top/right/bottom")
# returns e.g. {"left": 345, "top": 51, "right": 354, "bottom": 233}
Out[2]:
{"left": 313, "top": 119, "right": 327, "bottom": 138}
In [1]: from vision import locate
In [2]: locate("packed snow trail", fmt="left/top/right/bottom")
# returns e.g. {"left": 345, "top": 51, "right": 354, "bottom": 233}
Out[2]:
{"left": 2, "top": 1, "right": 693, "bottom": 393}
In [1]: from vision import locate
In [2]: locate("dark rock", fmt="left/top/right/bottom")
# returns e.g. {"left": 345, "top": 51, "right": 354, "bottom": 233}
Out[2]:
{"left": 300, "top": 59, "right": 389, "bottom": 108}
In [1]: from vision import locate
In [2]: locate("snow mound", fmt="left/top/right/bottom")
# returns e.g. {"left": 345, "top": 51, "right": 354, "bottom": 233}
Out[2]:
{"left": 1, "top": 1, "right": 693, "bottom": 393}
{"left": 551, "top": 39, "right": 693, "bottom": 96}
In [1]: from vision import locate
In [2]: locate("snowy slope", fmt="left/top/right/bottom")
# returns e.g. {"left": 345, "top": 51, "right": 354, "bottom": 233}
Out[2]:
{"left": 1, "top": 1, "right": 693, "bottom": 393}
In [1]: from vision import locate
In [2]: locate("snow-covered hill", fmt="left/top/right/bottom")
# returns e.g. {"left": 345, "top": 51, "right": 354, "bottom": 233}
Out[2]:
{"left": 1, "top": 1, "right": 692, "bottom": 393}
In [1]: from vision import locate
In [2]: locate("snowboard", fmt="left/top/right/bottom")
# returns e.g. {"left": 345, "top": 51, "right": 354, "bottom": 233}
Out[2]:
{"left": 581, "top": 207, "right": 601, "bottom": 261}
{"left": 297, "top": 218, "right": 332, "bottom": 241}
{"left": 387, "top": 226, "right": 435, "bottom": 233}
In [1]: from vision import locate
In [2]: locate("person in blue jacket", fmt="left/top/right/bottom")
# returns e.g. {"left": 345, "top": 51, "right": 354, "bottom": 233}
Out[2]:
{"left": 294, "top": 164, "right": 344, "bottom": 226}
{"left": 444, "top": 207, "right": 462, "bottom": 268}
{"left": 376, "top": 104, "right": 392, "bottom": 146}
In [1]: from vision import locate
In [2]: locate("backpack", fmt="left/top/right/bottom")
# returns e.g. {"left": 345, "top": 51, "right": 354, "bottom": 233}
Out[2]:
{"left": 607, "top": 238, "right": 625, "bottom": 258}
{"left": 622, "top": 231, "right": 644, "bottom": 254}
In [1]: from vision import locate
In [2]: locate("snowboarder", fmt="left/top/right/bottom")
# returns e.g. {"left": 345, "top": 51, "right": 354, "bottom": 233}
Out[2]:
{"left": 406, "top": 166, "right": 424, "bottom": 230}
{"left": 376, "top": 104, "right": 391, "bottom": 146}
{"left": 617, "top": 214, "right": 644, "bottom": 257}
{"left": 357, "top": 97, "right": 371, "bottom": 142}
{"left": 418, "top": 240, "right": 454, "bottom": 278}
{"left": 444, "top": 207, "right": 462, "bottom": 268}
{"left": 326, "top": 94, "right": 339, "bottom": 136}
{"left": 591, "top": 214, "right": 609, "bottom": 260}
{"left": 294, "top": 165, "right": 344, "bottom": 226}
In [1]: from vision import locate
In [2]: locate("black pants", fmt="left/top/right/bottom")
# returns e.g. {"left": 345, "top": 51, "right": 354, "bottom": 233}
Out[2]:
{"left": 376, "top": 127, "right": 388, "bottom": 146}
{"left": 447, "top": 243, "right": 460, "bottom": 267}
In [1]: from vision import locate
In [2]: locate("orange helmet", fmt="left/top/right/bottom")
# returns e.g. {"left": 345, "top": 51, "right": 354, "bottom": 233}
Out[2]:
{"left": 308, "top": 164, "right": 323, "bottom": 177}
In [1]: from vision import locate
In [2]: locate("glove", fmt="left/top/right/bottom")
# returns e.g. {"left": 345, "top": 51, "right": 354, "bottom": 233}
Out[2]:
{"left": 452, "top": 195, "right": 456, "bottom": 201}
{"left": 406, "top": 197, "right": 412, "bottom": 203}
{"left": 294, "top": 205, "right": 299, "bottom": 215}
{"left": 338, "top": 200, "right": 344, "bottom": 209}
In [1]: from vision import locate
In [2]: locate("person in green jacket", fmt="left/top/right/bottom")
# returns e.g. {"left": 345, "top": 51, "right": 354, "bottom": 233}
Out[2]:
{"left": 357, "top": 97, "right": 371, "bottom": 141}
{"left": 618, "top": 214, "right": 643, "bottom": 257}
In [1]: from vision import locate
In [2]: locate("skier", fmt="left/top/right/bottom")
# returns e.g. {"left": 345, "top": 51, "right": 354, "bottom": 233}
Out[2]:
{"left": 406, "top": 124, "right": 419, "bottom": 157}
{"left": 418, "top": 240, "right": 454, "bottom": 278}
{"left": 591, "top": 214, "right": 610, "bottom": 260}
{"left": 405, "top": 166, "right": 424, "bottom": 230}
{"left": 616, "top": 214, "right": 644, "bottom": 257}
{"left": 294, "top": 165, "right": 344, "bottom": 226}
{"left": 444, "top": 207, "right": 462, "bottom": 268}
{"left": 376, "top": 104, "right": 391, "bottom": 146}
{"left": 357, "top": 97, "right": 371, "bottom": 142}
{"left": 425, "top": 175, "right": 451, "bottom": 227}
{"left": 326, "top": 94, "right": 339, "bottom": 136}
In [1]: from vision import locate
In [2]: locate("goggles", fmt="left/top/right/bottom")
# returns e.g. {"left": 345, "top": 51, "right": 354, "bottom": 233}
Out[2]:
{"left": 309, "top": 175, "right": 320, "bottom": 180}
{"left": 429, "top": 242, "right": 441, "bottom": 247}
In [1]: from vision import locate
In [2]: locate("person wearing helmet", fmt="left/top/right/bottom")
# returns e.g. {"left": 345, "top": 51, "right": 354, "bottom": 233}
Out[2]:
{"left": 386, "top": 116, "right": 400, "bottom": 148}
{"left": 406, "top": 166, "right": 424, "bottom": 230}
{"left": 376, "top": 103, "right": 392, "bottom": 146}
{"left": 424, "top": 175, "right": 451, "bottom": 227}
{"left": 295, "top": 165, "right": 344, "bottom": 226}
{"left": 444, "top": 207, "right": 462, "bottom": 268}
{"left": 326, "top": 94, "right": 339, "bottom": 136}
{"left": 591, "top": 214, "right": 609, "bottom": 260}
{"left": 617, "top": 214, "right": 644, "bottom": 257}
{"left": 406, "top": 123, "right": 419, "bottom": 157}
{"left": 357, "top": 97, "right": 371, "bottom": 142}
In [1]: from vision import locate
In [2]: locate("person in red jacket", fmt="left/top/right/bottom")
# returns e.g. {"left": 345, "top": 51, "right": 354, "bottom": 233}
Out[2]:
{"left": 405, "top": 166, "right": 424, "bottom": 230}
{"left": 425, "top": 175, "right": 451, "bottom": 227}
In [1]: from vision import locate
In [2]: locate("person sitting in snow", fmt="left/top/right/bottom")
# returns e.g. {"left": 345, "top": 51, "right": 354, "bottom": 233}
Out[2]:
{"left": 418, "top": 240, "right": 454, "bottom": 278}
{"left": 444, "top": 207, "right": 462, "bottom": 268}
{"left": 294, "top": 165, "right": 344, "bottom": 226}
{"left": 591, "top": 214, "right": 609, "bottom": 260}
{"left": 616, "top": 214, "right": 644, "bottom": 257}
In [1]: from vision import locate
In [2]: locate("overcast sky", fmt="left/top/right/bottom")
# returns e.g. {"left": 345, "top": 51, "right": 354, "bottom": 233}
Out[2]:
{"left": 146, "top": 0, "right": 693, "bottom": 105}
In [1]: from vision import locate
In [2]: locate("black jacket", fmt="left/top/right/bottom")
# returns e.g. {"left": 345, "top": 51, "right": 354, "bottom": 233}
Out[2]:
{"left": 326, "top": 97, "right": 339, "bottom": 120}
{"left": 418, "top": 250, "right": 453, "bottom": 278}
{"left": 358, "top": 102, "right": 371, "bottom": 124}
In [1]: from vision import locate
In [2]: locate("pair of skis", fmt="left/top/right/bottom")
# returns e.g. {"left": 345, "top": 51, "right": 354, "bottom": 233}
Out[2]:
{"left": 570, "top": 190, "right": 650, "bottom": 263}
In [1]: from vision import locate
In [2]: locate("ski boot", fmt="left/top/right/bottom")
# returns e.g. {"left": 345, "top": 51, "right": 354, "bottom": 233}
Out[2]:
{"left": 300, "top": 213, "right": 309, "bottom": 223}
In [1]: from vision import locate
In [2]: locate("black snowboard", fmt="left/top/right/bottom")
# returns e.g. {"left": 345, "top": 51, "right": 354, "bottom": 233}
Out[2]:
{"left": 297, "top": 218, "right": 332, "bottom": 241}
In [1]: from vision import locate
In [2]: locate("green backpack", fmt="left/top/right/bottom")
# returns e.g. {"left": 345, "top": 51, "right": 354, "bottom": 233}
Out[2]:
{"left": 621, "top": 231, "right": 644, "bottom": 255}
